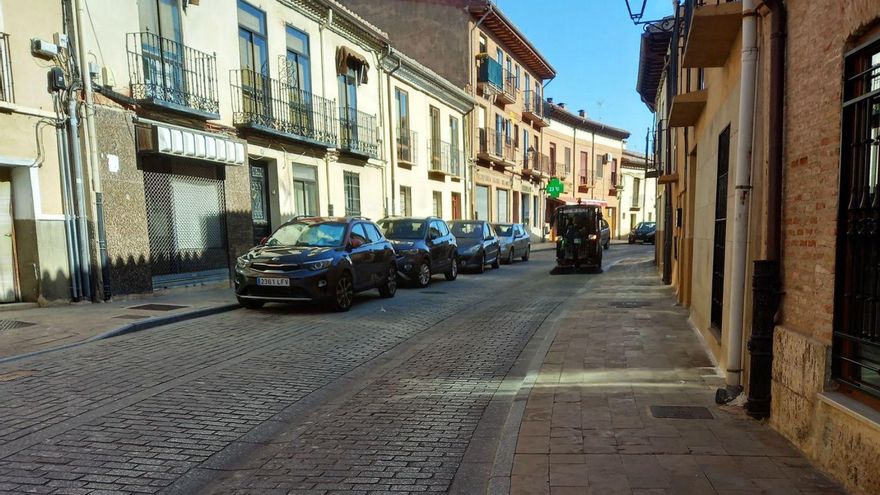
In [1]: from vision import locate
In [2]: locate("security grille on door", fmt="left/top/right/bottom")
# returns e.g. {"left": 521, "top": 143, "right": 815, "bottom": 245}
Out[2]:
{"left": 144, "top": 167, "right": 229, "bottom": 287}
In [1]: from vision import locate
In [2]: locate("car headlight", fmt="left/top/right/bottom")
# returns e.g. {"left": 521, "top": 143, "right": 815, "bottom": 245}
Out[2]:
{"left": 588, "top": 234, "right": 598, "bottom": 240}
{"left": 303, "top": 258, "right": 333, "bottom": 271}
{"left": 398, "top": 248, "right": 420, "bottom": 256}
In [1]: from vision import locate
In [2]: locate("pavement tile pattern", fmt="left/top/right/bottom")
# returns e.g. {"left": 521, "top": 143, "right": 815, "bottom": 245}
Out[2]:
{"left": 506, "top": 258, "right": 846, "bottom": 495}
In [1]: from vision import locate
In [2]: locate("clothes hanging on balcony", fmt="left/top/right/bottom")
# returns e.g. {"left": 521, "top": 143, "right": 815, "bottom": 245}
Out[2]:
{"left": 335, "top": 46, "right": 370, "bottom": 84}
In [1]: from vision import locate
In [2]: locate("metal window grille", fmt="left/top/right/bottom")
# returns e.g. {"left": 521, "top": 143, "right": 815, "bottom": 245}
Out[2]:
{"left": 711, "top": 126, "right": 730, "bottom": 329}
{"left": 834, "top": 36, "right": 880, "bottom": 398}
{"left": 0, "top": 33, "right": 13, "bottom": 103}
{"left": 344, "top": 171, "right": 361, "bottom": 216}
{"left": 143, "top": 165, "right": 228, "bottom": 279}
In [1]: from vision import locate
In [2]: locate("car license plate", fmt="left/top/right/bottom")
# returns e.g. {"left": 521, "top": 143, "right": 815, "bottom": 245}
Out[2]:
{"left": 574, "top": 238, "right": 582, "bottom": 244}
{"left": 257, "top": 277, "right": 289, "bottom": 287}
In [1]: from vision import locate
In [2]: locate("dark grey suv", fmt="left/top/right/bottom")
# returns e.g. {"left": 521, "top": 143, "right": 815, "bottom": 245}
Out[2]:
{"left": 377, "top": 217, "right": 458, "bottom": 287}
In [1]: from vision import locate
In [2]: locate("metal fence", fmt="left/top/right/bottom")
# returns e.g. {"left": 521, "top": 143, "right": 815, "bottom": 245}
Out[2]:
{"left": 428, "top": 139, "right": 462, "bottom": 177}
{"left": 339, "top": 106, "right": 379, "bottom": 158}
{"left": 0, "top": 33, "right": 13, "bottom": 103}
{"left": 230, "top": 69, "right": 337, "bottom": 147}
{"left": 127, "top": 32, "right": 218, "bottom": 115}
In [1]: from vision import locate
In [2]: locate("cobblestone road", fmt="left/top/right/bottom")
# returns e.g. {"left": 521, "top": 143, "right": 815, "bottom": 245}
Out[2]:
{"left": 0, "top": 246, "right": 640, "bottom": 494}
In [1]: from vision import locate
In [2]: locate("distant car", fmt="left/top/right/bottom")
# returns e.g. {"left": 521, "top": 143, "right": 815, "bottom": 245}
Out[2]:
{"left": 600, "top": 218, "right": 611, "bottom": 250}
{"left": 377, "top": 216, "right": 458, "bottom": 287}
{"left": 628, "top": 221, "right": 656, "bottom": 244}
{"left": 448, "top": 220, "right": 501, "bottom": 273}
{"left": 233, "top": 217, "right": 397, "bottom": 312}
{"left": 493, "top": 223, "right": 531, "bottom": 264}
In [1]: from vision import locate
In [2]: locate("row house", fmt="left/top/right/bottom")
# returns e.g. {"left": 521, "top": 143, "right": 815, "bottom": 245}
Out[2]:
{"left": 337, "top": 0, "right": 557, "bottom": 239}
{"left": 0, "top": 0, "right": 474, "bottom": 303}
{"left": 636, "top": 1, "right": 880, "bottom": 493}
{"left": 541, "top": 100, "right": 631, "bottom": 239}
{"left": 619, "top": 149, "right": 656, "bottom": 235}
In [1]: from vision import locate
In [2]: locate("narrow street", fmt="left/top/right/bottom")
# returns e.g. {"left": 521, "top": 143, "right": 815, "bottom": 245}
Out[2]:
{"left": 0, "top": 245, "right": 842, "bottom": 494}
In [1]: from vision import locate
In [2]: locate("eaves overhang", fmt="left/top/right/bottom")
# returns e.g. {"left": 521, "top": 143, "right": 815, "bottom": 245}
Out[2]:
{"left": 468, "top": 1, "right": 556, "bottom": 80}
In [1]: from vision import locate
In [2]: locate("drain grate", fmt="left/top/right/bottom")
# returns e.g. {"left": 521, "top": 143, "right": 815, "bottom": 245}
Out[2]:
{"left": 650, "top": 405, "right": 714, "bottom": 419}
{"left": 0, "top": 320, "right": 36, "bottom": 331}
{"left": 113, "top": 314, "right": 151, "bottom": 320}
{"left": 127, "top": 304, "right": 188, "bottom": 311}
{"left": 420, "top": 291, "right": 448, "bottom": 295}
{"left": 611, "top": 301, "right": 651, "bottom": 309}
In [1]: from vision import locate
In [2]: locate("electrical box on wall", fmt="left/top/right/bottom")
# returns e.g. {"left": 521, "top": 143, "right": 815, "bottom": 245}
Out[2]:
{"left": 47, "top": 67, "right": 66, "bottom": 92}
{"left": 53, "top": 33, "right": 69, "bottom": 50}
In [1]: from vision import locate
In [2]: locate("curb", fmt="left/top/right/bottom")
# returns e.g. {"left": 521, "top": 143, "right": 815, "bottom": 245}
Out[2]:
{"left": 0, "top": 303, "right": 241, "bottom": 366}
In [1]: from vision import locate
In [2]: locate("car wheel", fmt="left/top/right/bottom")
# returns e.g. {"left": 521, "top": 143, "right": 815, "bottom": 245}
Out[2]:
{"left": 603, "top": 241, "right": 610, "bottom": 250}
{"left": 491, "top": 252, "right": 500, "bottom": 269}
{"left": 416, "top": 261, "right": 431, "bottom": 288}
{"left": 237, "top": 297, "right": 264, "bottom": 309}
{"left": 522, "top": 247, "right": 530, "bottom": 262}
{"left": 379, "top": 264, "right": 397, "bottom": 298}
{"left": 478, "top": 252, "right": 486, "bottom": 274}
{"left": 331, "top": 273, "right": 354, "bottom": 312}
{"left": 506, "top": 249, "right": 515, "bottom": 265}
{"left": 444, "top": 256, "right": 458, "bottom": 281}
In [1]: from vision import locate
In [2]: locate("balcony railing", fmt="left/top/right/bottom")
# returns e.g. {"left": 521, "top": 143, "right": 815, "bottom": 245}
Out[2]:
{"left": 477, "top": 58, "right": 503, "bottom": 92}
{"left": 0, "top": 33, "right": 12, "bottom": 103}
{"left": 523, "top": 90, "right": 545, "bottom": 120}
{"left": 478, "top": 128, "right": 518, "bottom": 165}
{"left": 523, "top": 151, "right": 550, "bottom": 175}
{"left": 500, "top": 69, "right": 517, "bottom": 103}
{"left": 231, "top": 69, "right": 337, "bottom": 147}
{"left": 128, "top": 32, "right": 219, "bottom": 118}
{"left": 339, "top": 106, "right": 379, "bottom": 158}
{"left": 397, "top": 129, "right": 417, "bottom": 164}
{"left": 428, "top": 139, "right": 462, "bottom": 177}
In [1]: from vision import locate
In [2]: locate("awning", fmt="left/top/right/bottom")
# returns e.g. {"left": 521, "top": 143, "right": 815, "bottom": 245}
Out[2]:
{"left": 336, "top": 46, "right": 370, "bottom": 84}
{"left": 136, "top": 123, "right": 245, "bottom": 166}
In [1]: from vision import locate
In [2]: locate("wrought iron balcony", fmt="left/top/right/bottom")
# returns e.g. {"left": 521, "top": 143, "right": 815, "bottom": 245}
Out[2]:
{"left": 397, "top": 129, "right": 417, "bottom": 165}
{"left": 478, "top": 128, "right": 519, "bottom": 167}
{"left": 127, "top": 32, "right": 219, "bottom": 119}
{"left": 231, "top": 69, "right": 337, "bottom": 148}
{"left": 0, "top": 33, "right": 12, "bottom": 103}
{"left": 339, "top": 106, "right": 379, "bottom": 158}
{"left": 523, "top": 151, "right": 550, "bottom": 176}
{"left": 477, "top": 57, "right": 503, "bottom": 94}
{"left": 428, "top": 139, "right": 462, "bottom": 177}
{"left": 497, "top": 69, "right": 517, "bottom": 104}
{"left": 523, "top": 90, "right": 548, "bottom": 127}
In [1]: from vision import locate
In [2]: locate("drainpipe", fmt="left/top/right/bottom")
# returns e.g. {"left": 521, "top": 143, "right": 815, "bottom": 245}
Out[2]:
{"left": 468, "top": 4, "right": 493, "bottom": 221}
{"left": 66, "top": 91, "right": 93, "bottom": 301}
{"left": 381, "top": 45, "right": 401, "bottom": 216}
{"left": 56, "top": 126, "right": 82, "bottom": 300}
{"left": 320, "top": 8, "right": 333, "bottom": 215}
{"left": 746, "top": 0, "right": 785, "bottom": 419}
{"left": 717, "top": 0, "right": 759, "bottom": 404}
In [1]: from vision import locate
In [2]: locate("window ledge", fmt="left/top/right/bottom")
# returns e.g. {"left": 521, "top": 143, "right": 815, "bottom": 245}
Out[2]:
{"left": 818, "top": 392, "right": 880, "bottom": 433}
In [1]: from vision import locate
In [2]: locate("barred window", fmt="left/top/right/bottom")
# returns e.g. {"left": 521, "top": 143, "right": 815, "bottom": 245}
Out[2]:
{"left": 344, "top": 171, "right": 360, "bottom": 216}
{"left": 834, "top": 35, "right": 880, "bottom": 401}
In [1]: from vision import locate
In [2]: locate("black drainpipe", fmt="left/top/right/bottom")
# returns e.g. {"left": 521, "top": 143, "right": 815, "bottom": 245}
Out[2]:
{"left": 747, "top": 0, "right": 786, "bottom": 419}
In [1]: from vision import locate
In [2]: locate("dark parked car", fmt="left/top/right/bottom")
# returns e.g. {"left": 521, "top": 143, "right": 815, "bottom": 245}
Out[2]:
{"left": 377, "top": 216, "right": 458, "bottom": 287}
{"left": 494, "top": 223, "right": 531, "bottom": 264}
{"left": 234, "top": 217, "right": 397, "bottom": 311}
{"left": 628, "top": 221, "right": 656, "bottom": 244}
{"left": 600, "top": 218, "right": 611, "bottom": 250}
{"left": 449, "top": 220, "right": 501, "bottom": 273}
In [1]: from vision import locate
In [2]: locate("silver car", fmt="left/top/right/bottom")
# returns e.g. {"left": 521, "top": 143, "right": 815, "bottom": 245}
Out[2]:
{"left": 493, "top": 223, "right": 531, "bottom": 264}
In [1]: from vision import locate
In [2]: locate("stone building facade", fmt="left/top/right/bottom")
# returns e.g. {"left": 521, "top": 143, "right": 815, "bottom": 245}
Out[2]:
{"left": 637, "top": 1, "right": 880, "bottom": 494}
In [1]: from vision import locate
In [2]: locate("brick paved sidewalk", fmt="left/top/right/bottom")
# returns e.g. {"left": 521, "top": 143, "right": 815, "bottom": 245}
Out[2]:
{"left": 501, "top": 259, "right": 846, "bottom": 495}
{"left": 0, "top": 286, "right": 237, "bottom": 361}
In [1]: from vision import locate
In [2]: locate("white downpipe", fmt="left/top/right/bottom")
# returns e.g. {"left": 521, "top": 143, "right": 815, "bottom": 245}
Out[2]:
{"left": 723, "top": 0, "right": 759, "bottom": 392}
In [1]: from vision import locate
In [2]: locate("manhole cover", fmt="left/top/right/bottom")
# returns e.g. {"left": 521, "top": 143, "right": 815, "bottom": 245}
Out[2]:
{"left": 420, "top": 291, "right": 448, "bottom": 295}
{"left": 113, "top": 314, "right": 151, "bottom": 320}
{"left": 0, "top": 320, "right": 36, "bottom": 331}
{"left": 611, "top": 301, "right": 651, "bottom": 308}
{"left": 127, "top": 304, "right": 188, "bottom": 311}
{"left": 650, "top": 405, "right": 714, "bottom": 419}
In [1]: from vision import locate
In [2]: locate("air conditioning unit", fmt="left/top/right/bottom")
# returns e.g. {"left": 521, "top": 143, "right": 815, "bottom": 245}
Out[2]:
{"left": 31, "top": 39, "right": 59, "bottom": 59}
{"left": 605, "top": 153, "right": 613, "bottom": 163}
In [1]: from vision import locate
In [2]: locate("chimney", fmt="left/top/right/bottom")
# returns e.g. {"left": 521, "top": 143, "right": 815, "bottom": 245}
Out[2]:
{"left": 547, "top": 97, "right": 554, "bottom": 104}
{"left": 559, "top": 102, "right": 566, "bottom": 109}
{"left": 578, "top": 110, "right": 586, "bottom": 118}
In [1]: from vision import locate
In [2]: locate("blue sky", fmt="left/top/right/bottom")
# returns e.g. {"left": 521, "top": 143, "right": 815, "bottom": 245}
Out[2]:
{"left": 497, "top": 0, "right": 672, "bottom": 153}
